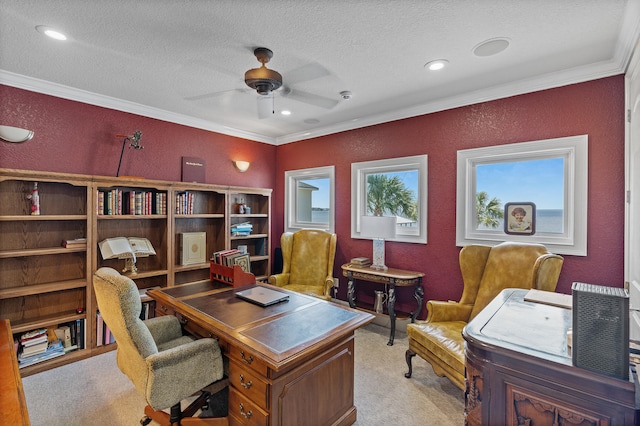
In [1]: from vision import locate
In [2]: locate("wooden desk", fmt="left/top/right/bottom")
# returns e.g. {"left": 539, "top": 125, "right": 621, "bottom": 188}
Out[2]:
{"left": 463, "top": 289, "right": 638, "bottom": 425}
{"left": 148, "top": 282, "right": 374, "bottom": 426}
{"left": 0, "top": 319, "right": 30, "bottom": 425}
{"left": 341, "top": 264, "right": 424, "bottom": 346}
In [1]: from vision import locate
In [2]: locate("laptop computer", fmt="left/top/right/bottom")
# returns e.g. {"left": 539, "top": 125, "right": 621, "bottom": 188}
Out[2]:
{"left": 235, "top": 286, "right": 289, "bottom": 307}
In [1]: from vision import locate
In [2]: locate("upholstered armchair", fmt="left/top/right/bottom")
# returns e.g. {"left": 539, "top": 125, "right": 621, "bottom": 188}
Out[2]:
{"left": 405, "top": 242, "right": 563, "bottom": 390}
{"left": 93, "top": 267, "right": 228, "bottom": 425}
{"left": 268, "top": 229, "right": 337, "bottom": 300}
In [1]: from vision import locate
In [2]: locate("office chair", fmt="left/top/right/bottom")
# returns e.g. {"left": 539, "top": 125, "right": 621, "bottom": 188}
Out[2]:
{"left": 93, "top": 267, "right": 228, "bottom": 425}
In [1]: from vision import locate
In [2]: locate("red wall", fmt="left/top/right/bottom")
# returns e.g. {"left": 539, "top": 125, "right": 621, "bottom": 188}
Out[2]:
{"left": 1, "top": 76, "right": 626, "bottom": 318}
{"left": 0, "top": 85, "right": 276, "bottom": 188}
{"left": 275, "top": 76, "right": 626, "bottom": 315}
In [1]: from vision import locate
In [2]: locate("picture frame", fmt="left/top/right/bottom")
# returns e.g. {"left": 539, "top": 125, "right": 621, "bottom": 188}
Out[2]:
{"left": 504, "top": 202, "right": 536, "bottom": 235}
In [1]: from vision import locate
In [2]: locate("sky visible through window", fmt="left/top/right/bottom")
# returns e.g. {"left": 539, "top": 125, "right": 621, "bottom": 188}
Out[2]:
{"left": 476, "top": 157, "right": 565, "bottom": 233}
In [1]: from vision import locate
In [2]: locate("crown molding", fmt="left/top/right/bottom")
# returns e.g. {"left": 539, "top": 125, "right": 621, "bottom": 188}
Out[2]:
{"left": 0, "top": 70, "right": 277, "bottom": 145}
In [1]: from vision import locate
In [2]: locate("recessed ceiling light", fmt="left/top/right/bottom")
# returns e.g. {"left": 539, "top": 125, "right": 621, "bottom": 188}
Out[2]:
{"left": 280, "top": 110, "right": 291, "bottom": 116}
{"left": 473, "top": 38, "right": 510, "bottom": 57}
{"left": 36, "top": 25, "right": 67, "bottom": 41}
{"left": 424, "top": 59, "right": 448, "bottom": 71}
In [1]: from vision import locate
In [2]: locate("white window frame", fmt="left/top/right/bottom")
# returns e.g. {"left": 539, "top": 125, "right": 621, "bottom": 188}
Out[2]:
{"left": 351, "top": 155, "right": 428, "bottom": 244}
{"left": 284, "top": 165, "right": 335, "bottom": 233}
{"left": 456, "top": 134, "right": 588, "bottom": 256}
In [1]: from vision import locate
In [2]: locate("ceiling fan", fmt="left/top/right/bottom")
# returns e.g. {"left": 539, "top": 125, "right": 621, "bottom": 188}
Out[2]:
{"left": 186, "top": 47, "right": 340, "bottom": 119}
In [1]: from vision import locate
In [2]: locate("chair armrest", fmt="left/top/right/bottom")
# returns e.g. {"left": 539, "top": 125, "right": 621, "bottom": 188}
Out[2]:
{"left": 145, "top": 338, "right": 224, "bottom": 409}
{"left": 268, "top": 273, "right": 290, "bottom": 287}
{"left": 324, "top": 276, "right": 336, "bottom": 297}
{"left": 426, "top": 301, "right": 473, "bottom": 322}
{"left": 144, "top": 315, "right": 183, "bottom": 345}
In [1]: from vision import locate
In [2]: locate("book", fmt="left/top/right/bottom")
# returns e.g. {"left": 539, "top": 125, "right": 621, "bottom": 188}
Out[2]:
{"left": 180, "top": 232, "right": 207, "bottom": 265}
{"left": 19, "top": 340, "right": 65, "bottom": 368}
{"left": 350, "top": 257, "right": 371, "bottom": 266}
{"left": 54, "top": 325, "right": 72, "bottom": 348}
{"left": 232, "top": 253, "right": 251, "bottom": 273}
{"left": 21, "top": 340, "right": 48, "bottom": 356}
{"left": 524, "top": 289, "right": 572, "bottom": 309}
{"left": 181, "top": 156, "right": 206, "bottom": 183}
{"left": 98, "top": 237, "right": 156, "bottom": 261}
{"left": 62, "top": 238, "right": 87, "bottom": 248}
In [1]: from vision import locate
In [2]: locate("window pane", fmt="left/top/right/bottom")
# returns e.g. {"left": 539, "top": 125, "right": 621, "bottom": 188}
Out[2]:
{"left": 475, "top": 157, "right": 565, "bottom": 234}
{"left": 297, "top": 177, "right": 330, "bottom": 224}
{"left": 365, "top": 170, "right": 419, "bottom": 230}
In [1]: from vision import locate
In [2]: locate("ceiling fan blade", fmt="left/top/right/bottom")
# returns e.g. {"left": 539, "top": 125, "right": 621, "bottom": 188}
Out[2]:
{"left": 285, "top": 62, "right": 331, "bottom": 85}
{"left": 285, "top": 89, "right": 339, "bottom": 109}
{"left": 257, "top": 95, "right": 274, "bottom": 119}
{"left": 184, "top": 89, "right": 240, "bottom": 101}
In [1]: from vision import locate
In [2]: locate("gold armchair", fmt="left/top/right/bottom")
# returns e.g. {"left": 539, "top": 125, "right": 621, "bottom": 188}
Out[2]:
{"left": 268, "top": 229, "right": 337, "bottom": 300}
{"left": 405, "top": 242, "right": 563, "bottom": 390}
{"left": 93, "top": 267, "right": 228, "bottom": 425}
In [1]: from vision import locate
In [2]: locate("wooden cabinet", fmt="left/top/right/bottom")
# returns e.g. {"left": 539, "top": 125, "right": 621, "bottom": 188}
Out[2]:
{"left": 0, "top": 168, "right": 271, "bottom": 375}
{"left": 172, "top": 184, "right": 226, "bottom": 286}
{"left": 463, "top": 289, "right": 638, "bottom": 425}
{"left": 228, "top": 188, "right": 271, "bottom": 282}
{"left": 0, "top": 169, "right": 93, "bottom": 376}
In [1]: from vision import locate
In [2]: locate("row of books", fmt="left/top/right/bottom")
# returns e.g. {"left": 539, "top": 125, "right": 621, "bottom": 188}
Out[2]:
{"left": 16, "top": 320, "right": 86, "bottom": 368}
{"left": 97, "top": 189, "right": 167, "bottom": 215}
{"left": 175, "top": 191, "right": 196, "bottom": 215}
{"left": 231, "top": 221, "right": 253, "bottom": 236}
{"left": 212, "top": 248, "right": 251, "bottom": 273}
{"left": 95, "top": 311, "right": 115, "bottom": 346}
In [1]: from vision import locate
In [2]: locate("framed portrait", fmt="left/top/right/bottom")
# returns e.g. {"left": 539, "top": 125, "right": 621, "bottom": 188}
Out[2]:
{"left": 504, "top": 202, "right": 536, "bottom": 235}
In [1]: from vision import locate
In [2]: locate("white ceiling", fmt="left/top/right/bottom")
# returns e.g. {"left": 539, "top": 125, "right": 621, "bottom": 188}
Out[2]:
{"left": 1, "top": 1, "right": 639, "bottom": 145}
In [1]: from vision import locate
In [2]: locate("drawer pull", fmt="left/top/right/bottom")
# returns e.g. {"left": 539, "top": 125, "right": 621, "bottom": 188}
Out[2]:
{"left": 240, "top": 350, "right": 254, "bottom": 364}
{"left": 239, "top": 403, "right": 253, "bottom": 419}
{"left": 160, "top": 305, "right": 168, "bottom": 313}
{"left": 239, "top": 374, "right": 253, "bottom": 389}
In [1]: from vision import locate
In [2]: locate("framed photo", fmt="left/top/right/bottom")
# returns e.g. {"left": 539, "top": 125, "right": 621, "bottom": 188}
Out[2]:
{"left": 504, "top": 202, "right": 536, "bottom": 235}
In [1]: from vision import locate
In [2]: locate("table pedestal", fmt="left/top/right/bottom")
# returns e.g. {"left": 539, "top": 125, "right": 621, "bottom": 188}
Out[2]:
{"left": 342, "top": 263, "right": 424, "bottom": 345}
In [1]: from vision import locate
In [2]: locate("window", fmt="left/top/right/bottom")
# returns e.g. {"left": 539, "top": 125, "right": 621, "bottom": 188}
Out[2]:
{"left": 351, "top": 155, "right": 428, "bottom": 244}
{"left": 456, "top": 135, "right": 588, "bottom": 255}
{"left": 285, "top": 166, "right": 335, "bottom": 233}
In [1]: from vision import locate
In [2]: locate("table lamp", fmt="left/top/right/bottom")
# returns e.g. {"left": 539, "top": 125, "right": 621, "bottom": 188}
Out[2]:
{"left": 360, "top": 215, "right": 397, "bottom": 270}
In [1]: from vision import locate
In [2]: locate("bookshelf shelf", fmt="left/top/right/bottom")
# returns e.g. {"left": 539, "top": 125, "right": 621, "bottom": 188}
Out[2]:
{"left": 0, "top": 246, "right": 87, "bottom": 258}
{"left": 0, "top": 279, "right": 88, "bottom": 299}
{"left": 0, "top": 168, "right": 271, "bottom": 376}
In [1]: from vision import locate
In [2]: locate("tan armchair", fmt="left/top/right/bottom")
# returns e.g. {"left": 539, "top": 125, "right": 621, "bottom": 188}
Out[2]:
{"left": 268, "top": 229, "right": 337, "bottom": 300}
{"left": 405, "top": 242, "right": 563, "bottom": 390}
{"left": 93, "top": 267, "right": 228, "bottom": 425}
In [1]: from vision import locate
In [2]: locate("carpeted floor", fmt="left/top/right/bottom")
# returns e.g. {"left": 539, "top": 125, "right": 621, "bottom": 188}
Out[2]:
{"left": 22, "top": 323, "right": 464, "bottom": 425}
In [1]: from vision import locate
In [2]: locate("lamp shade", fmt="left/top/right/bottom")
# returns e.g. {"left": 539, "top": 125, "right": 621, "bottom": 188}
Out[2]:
{"left": 360, "top": 215, "right": 397, "bottom": 239}
{"left": 0, "top": 125, "right": 34, "bottom": 143}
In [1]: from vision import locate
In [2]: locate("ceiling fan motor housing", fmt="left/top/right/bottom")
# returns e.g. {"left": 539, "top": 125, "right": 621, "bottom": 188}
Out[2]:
{"left": 245, "top": 47, "right": 283, "bottom": 95}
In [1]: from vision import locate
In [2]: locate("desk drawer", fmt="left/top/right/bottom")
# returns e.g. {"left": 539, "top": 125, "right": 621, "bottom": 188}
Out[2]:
{"left": 229, "top": 360, "right": 269, "bottom": 409}
{"left": 155, "top": 303, "right": 175, "bottom": 317}
{"left": 229, "top": 386, "right": 269, "bottom": 426}
{"left": 180, "top": 314, "right": 229, "bottom": 353}
{"left": 228, "top": 346, "right": 268, "bottom": 376}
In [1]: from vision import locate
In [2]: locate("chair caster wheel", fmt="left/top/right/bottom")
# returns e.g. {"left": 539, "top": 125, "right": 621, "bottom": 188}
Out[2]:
{"left": 140, "top": 416, "right": 152, "bottom": 425}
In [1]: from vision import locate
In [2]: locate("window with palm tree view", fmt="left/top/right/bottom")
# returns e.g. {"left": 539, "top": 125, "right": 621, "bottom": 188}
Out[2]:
{"left": 456, "top": 135, "right": 588, "bottom": 256}
{"left": 352, "top": 155, "right": 427, "bottom": 244}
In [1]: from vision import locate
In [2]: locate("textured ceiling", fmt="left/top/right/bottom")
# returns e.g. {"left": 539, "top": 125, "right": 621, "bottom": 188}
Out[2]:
{"left": 1, "top": 0, "right": 639, "bottom": 144}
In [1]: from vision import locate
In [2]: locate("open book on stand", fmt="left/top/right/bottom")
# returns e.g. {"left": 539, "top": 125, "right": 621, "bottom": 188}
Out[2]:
{"left": 98, "top": 237, "right": 156, "bottom": 261}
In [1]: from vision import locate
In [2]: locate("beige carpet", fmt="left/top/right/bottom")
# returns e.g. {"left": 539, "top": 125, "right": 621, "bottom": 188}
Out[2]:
{"left": 22, "top": 323, "right": 464, "bottom": 425}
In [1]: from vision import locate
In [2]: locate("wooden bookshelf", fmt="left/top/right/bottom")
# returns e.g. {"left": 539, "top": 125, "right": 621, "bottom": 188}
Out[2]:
{"left": 0, "top": 168, "right": 271, "bottom": 376}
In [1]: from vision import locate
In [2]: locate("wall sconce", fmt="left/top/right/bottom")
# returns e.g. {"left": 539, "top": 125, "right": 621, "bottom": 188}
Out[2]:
{"left": 234, "top": 160, "right": 250, "bottom": 172}
{"left": 0, "top": 125, "right": 34, "bottom": 143}
{"left": 360, "top": 215, "right": 397, "bottom": 270}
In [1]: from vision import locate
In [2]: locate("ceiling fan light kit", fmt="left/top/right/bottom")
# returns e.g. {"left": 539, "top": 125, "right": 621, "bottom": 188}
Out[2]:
{"left": 245, "top": 47, "right": 283, "bottom": 95}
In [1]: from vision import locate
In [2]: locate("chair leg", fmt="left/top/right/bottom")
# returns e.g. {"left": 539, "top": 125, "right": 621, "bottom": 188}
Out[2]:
{"left": 405, "top": 348, "right": 416, "bottom": 378}
{"left": 143, "top": 390, "right": 228, "bottom": 426}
